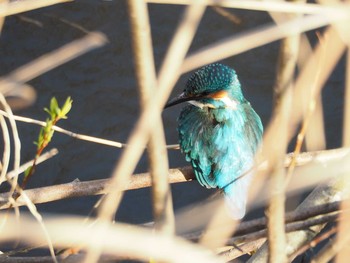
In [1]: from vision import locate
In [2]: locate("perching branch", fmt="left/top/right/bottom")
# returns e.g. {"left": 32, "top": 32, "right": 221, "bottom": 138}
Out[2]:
{"left": 1, "top": 147, "right": 349, "bottom": 209}
{"left": 0, "top": 166, "right": 194, "bottom": 210}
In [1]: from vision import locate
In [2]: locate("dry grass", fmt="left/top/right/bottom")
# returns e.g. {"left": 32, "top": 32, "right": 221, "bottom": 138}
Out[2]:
{"left": 0, "top": 0, "right": 350, "bottom": 262}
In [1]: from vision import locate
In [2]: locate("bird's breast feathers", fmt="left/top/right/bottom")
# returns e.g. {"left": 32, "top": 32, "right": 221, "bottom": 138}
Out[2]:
{"left": 178, "top": 103, "right": 262, "bottom": 190}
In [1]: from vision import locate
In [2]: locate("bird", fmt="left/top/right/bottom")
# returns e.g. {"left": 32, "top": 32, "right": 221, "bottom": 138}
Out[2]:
{"left": 165, "top": 63, "right": 263, "bottom": 219}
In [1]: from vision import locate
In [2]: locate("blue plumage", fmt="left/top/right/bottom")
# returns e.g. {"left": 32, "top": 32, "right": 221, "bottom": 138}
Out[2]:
{"left": 166, "top": 63, "right": 263, "bottom": 219}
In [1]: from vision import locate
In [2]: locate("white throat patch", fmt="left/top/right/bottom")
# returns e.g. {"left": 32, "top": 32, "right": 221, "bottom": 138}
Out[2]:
{"left": 189, "top": 97, "right": 238, "bottom": 110}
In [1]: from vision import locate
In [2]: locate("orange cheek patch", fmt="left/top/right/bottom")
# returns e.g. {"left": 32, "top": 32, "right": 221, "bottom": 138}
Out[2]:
{"left": 207, "top": 90, "right": 229, "bottom": 99}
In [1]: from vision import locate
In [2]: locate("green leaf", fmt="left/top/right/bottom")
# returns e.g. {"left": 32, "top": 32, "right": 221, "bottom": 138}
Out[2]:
{"left": 44, "top": 107, "right": 51, "bottom": 115}
{"left": 50, "top": 97, "right": 58, "bottom": 113}
{"left": 60, "top": 96, "right": 73, "bottom": 118}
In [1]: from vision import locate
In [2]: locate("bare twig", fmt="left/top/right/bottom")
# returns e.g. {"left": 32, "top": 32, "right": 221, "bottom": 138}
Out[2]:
{"left": 266, "top": 6, "right": 301, "bottom": 260}
{"left": 218, "top": 238, "right": 266, "bottom": 261}
{"left": 0, "top": 114, "right": 11, "bottom": 184}
{"left": 128, "top": 0, "right": 174, "bottom": 234}
{"left": 0, "top": 0, "right": 71, "bottom": 17}
{"left": 235, "top": 200, "right": 342, "bottom": 237}
{"left": 230, "top": 212, "right": 339, "bottom": 246}
{"left": 181, "top": 14, "right": 347, "bottom": 74}
{"left": 1, "top": 147, "right": 349, "bottom": 210}
{"left": 248, "top": 21, "right": 347, "bottom": 260}
{"left": 0, "top": 94, "right": 57, "bottom": 262}
{"left": 0, "top": 167, "right": 193, "bottom": 210}
{"left": 343, "top": 48, "right": 350, "bottom": 147}
{"left": 147, "top": 0, "right": 347, "bottom": 16}
{"left": 211, "top": 6, "right": 241, "bottom": 24}
{"left": 312, "top": 204, "right": 350, "bottom": 263}
{"left": 291, "top": 226, "right": 337, "bottom": 260}
{"left": 96, "top": 0, "right": 206, "bottom": 229}
{"left": 2, "top": 148, "right": 59, "bottom": 183}
{"left": 0, "top": 109, "right": 179, "bottom": 149}
{"left": 0, "top": 214, "right": 222, "bottom": 263}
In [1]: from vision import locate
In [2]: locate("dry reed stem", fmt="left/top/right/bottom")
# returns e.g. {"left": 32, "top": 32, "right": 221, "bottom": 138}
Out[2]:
{"left": 219, "top": 238, "right": 266, "bottom": 261}
{"left": 147, "top": 0, "right": 349, "bottom": 16}
{"left": 236, "top": 200, "right": 342, "bottom": 237}
{"left": 335, "top": 202, "right": 350, "bottom": 262}
{"left": 0, "top": 94, "right": 21, "bottom": 199}
{"left": 0, "top": 0, "right": 6, "bottom": 32}
{"left": 181, "top": 14, "right": 347, "bottom": 74}
{"left": 231, "top": 212, "right": 340, "bottom": 248}
{"left": 0, "top": 147, "right": 349, "bottom": 210}
{"left": 0, "top": 0, "right": 71, "bottom": 17}
{"left": 311, "top": 206, "right": 350, "bottom": 263}
{"left": 83, "top": 0, "right": 176, "bottom": 261}
{"left": 284, "top": 31, "right": 328, "bottom": 190}
{"left": 247, "top": 25, "right": 347, "bottom": 261}
{"left": 266, "top": 32, "right": 299, "bottom": 263}
{"left": 303, "top": 31, "right": 326, "bottom": 152}
{"left": 200, "top": 200, "right": 238, "bottom": 249}
{"left": 0, "top": 94, "right": 57, "bottom": 262}
{"left": 265, "top": 4, "right": 303, "bottom": 260}
{"left": 96, "top": 0, "right": 206, "bottom": 224}
{"left": 128, "top": 0, "right": 174, "bottom": 234}
{"left": 333, "top": 46, "right": 350, "bottom": 263}
{"left": 343, "top": 50, "right": 350, "bottom": 147}
{"left": 1, "top": 1, "right": 349, "bottom": 261}
{"left": 291, "top": 226, "right": 338, "bottom": 260}
{"left": 0, "top": 114, "right": 10, "bottom": 184}
{"left": 0, "top": 214, "right": 223, "bottom": 263}
{"left": 211, "top": 6, "right": 241, "bottom": 24}
{"left": 2, "top": 148, "right": 59, "bottom": 183}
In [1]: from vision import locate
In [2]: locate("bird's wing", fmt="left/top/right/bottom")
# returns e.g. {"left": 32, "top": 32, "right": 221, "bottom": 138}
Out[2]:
{"left": 179, "top": 105, "right": 218, "bottom": 188}
{"left": 212, "top": 105, "right": 263, "bottom": 219}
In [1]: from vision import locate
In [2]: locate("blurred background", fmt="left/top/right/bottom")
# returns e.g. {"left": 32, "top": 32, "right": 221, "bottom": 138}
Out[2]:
{"left": 0, "top": 0, "right": 345, "bottom": 224}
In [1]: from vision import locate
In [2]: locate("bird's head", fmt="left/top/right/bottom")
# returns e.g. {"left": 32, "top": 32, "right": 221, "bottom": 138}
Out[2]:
{"left": 165, "top": 63, "right": 244, "bottom": 109}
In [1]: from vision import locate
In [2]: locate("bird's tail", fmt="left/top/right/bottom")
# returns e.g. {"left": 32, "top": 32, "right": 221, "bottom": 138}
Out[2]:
{"left": 223, "top": 171, "right": 252, "bottom": 219}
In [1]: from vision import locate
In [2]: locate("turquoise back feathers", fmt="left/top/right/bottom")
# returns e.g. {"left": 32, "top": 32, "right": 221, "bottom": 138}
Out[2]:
{"left": 167, "top": 63, "right": 263, "bottom": 219}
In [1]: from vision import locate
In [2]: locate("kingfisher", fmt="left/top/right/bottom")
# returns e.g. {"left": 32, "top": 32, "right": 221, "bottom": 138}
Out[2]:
{"left": 165, "top": 63, "right": 263, "bottom": 219}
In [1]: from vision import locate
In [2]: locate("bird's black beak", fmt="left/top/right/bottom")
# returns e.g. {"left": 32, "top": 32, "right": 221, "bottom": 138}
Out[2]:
{"left": 165, "top": 93, "right": 190, "bottom": 108}
{"left": 165, "top": 92, "right": 206, "bottom": 109}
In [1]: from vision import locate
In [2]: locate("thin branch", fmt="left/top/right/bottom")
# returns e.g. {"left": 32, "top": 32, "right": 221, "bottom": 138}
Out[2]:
{"left": 230, "top": 212, "right": 339, "bottom": 246}
{"left": 0, "top": 110, "right": 178, "bottom": 149}
{"left": 235, "top": 200, "right": 342, "bottom": 237}
{"left": 211, "top": 6, "right": 241, "bottom": 24}
{"left": 247, "top": 24, "right": 347, "bottom": 262}
{"left": 0, "top": 167, "right": 193, "bottom": 210}
{"left": 180, "top": 14, "right": 346, "bottom": 74}
{"left": 213, "top": 206, "right": 343, "bottom": 261}
{"left": 0, "top": 0, "right": 71, "bottom": 17}
{"left": 0, "top": 147, "right": 349, "bottom": 210}
{"left": 128, "top": 0, "right": 174, "bottom": 234}
{"left": 2, "top": 148, "right": 59, "bottom": 183}
{"left": 291, "top": 226, "right": 337, "bottom": 261}
{"left": 266, "top": 7, "right": 301, "bottom": 260}
{"left": 95, "top": 0, "right": 206, "bottom": 227}
{"left": 0, "top": 94, "right": 57, "bottom": 262}
{"left": 218, "top": 238, "right": 266, "bottom": 262}
{"left": 147, "top": 0, "right": 347, "bottom": 16}
{"left": 312, "top": 212, "right": 350, "bottom": 263}
{"left": 1, "top": 214, "right": 222, "bottom": 263}
{"left": 0, "top": 114, "right": 11, "bottom": 185}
